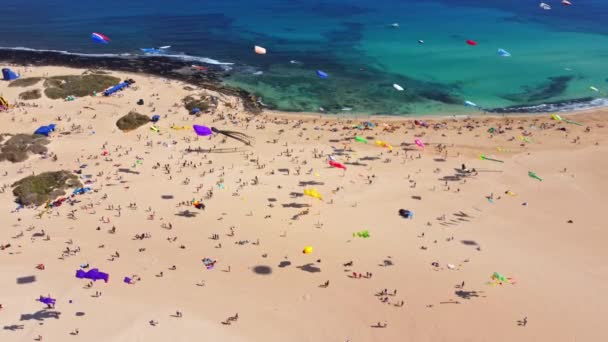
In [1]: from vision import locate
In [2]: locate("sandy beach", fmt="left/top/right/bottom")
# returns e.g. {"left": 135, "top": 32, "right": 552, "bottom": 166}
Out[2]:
{"left": 1, "top": 66, "right": 607, "bottom": 342}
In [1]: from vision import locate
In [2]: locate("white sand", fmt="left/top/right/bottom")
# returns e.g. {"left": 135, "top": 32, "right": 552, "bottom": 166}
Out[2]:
{"left": 1, "top": 66, "right": 607, "bottom": 342}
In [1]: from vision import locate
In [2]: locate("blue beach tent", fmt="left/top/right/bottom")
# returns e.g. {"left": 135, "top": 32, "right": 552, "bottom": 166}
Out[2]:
{"left": 103, "top": 82, "right": 130, "bottom": 96}
{"left": 34, "top": 124, "right": 57, "bottom": 137}
{"left": 2, "top": 68, "right": 20, "bottom": 81}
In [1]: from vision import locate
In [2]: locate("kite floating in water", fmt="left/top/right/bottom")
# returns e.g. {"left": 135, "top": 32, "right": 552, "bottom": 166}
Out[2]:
{"left": 464, "top": 100, "right": 478, "bottom": 107}
{"left": 497, "top": 48, "right": 511, "bottom": 57}
{"left": 528, "top": 171, "right": 543, "bottom": 181}
{"left": 540, "top": 3, "right": 551, "bottom": 10}
{"left": 91, "top": 32, "right": 110, "bottom": 44}
{"left": 316, "top": 70, "right": 328, "bottom": 79}
{"left": 254, "top": 45, "right": 267, "bottom": 54}
{"left": 304, "top": 188, "right": 323, "bottom": 200}
{"left": 562, "top": 0, "right": 572, "bottom": 6}
{"left": 329, "top": 160, "right": 347, "bottom": 170}
{"left": 418, "top": 40, "right": 425, "bottom": 44}
{"left": 393, "top": 84, "right": 404, "bottom": 91}
{"left": 390, "top": 23, "right": 399, "bottom": 28}
{"left": 466, "top": 40, "right": 477, "bottom": 46}
{"left": 590, "top": 86, "right": 599, "bottom": 92}
{"left": 479, "top": 154, "right": 504, "bottom": 163}
{"left": 355, "top": 136, "right": 368, "bottom": 144}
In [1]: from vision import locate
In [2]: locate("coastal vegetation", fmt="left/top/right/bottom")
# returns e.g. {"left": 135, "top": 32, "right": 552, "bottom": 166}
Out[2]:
{"left": 12, "top": 170, "right": 81, "bottom": 206}
{"left": 19, "top": 89, "right": 42, "bottom": 100}
{"left": 0, "top": 133, "right": 49, "bottom": 163}
{"left": 8, "top": 77, "right": 43, "bottom": 87}
{"left": 43, "top": 74, "right": 120, "bottom": 99}
{"left": 182, "top": 95, "right": 210, "bottom": 113}
{"left": 116, "top": 111, "right": 150, "bottom": 131}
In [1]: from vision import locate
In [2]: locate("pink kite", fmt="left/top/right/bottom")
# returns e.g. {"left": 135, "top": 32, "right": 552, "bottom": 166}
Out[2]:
{"left": 466, "top": 40, "right": 478, "bottom": 46}
{"left": 329, "top": 160, "right": 346, "bottom": 170}
{"left": 414, "top": 139, "right": 425, "bottom": 149}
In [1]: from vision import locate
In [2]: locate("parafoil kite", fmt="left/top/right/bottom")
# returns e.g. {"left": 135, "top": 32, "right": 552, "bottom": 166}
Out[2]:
{"left": 464, "top": 100, "right": 478, "bottom": 107}
{"left": 355, "top": 136, "right": 367, "bottom": 144}
{"left": 393, "top": 84, "right": 404, "bottom": 91}
{"left": 316, "top": 70, "right": 329, "bottom": 79}
{"left": 414, "top": 138, "right": 425, "bottom": 149}
{"left": 304, "top": 188, "right": 323, "bottom": 200}
{"left": 528, "top": 171, "right": 542, "bottom": 181}
{"left": 540, "top": 2, "right": 551, "bottom": 10}
{"left": 466, "top": 40, "right": 477, "bottom": 46}
{"left": 479, "top": 154, "right": 503, "bottom": 163}
{"left": 192, "top": 125, "right": 254, "bottom": 145}
{"left": 562, "top": 0, "right": 572, "bottom": 5}
{"left": 375, "top": 140, "right": 393, "bottom": 150}
{"left": 590, "top": 86, "right": 599, "bottom": 92}
{"left": 254, "top": 45, "right": 267, "bottom": 54}
{"left": 329, "top": 160, "right": 346, "bottom": 170}
{"left": 497, "top": 48, "right": 511, "bottom": 57}
{"left": 302, "top": 246, "right": 313, "bottom": 254}
{"left": 91, "top": 32, "right": 110, "bottom": 44}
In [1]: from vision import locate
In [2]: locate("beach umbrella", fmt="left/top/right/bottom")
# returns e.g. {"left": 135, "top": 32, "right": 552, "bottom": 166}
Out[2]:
{"left": 254, "top": 45, "right": 267, "bottom": 54}
{"left": 91, "top": 32, "right": 110, "bottom": 44}
{"left": 316, "top": 70, "right": 329, "bottom": 79}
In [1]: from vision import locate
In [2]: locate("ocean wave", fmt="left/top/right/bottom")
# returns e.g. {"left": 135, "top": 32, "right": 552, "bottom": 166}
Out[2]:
{"left": 0, "top": 46, "right": 233, "bottom": 66}
{"left": 489, "top": 97, "right": 608, "bottom": 113}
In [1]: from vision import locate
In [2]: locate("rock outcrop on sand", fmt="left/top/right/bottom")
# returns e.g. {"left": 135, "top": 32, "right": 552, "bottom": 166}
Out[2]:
{"left": 0, "top": 133, "right": 49, "bottom": 163}
{"left": 12, "top": 170, "right": 81, "bottom": 206}
{"left": 116, "top": 111, "right": 151, "bottom": 131}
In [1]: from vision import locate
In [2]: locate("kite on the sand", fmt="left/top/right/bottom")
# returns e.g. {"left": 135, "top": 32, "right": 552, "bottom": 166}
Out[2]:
{"left": 304, "top": 188, "right": 323, "bottom": 200}
{"left": 329, "top": 160, "right": 347, "bottom": 170}
{"left": 302, "top": 246, "right": 313, "bottom": 254}
{"left": 375, "top": 140, "right": 393, "bottom": 150}
{"left": 355, "top": 136, "right": 368, "bottom": 144}
{"left": 192, "top": 125, "right": 254, "bottom": 145}
{"left": 75, "top": 268, "right": 109, "bottom": 282}
{"left": 37, "top": 296, "right": 56, "bottom": 306}
{"left": 528, "top": 171, "right": 543, "bottom": 181}
{"left": 479, "top": 154, "right": 504, "bottom": 163}
{"left": 414, "top": 139, "right": 425, "bottom": 149}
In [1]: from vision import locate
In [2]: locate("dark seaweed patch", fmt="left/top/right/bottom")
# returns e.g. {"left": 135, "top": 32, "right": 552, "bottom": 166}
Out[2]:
{"left": 501, "top": 76, "right": 572, "bottom": 102}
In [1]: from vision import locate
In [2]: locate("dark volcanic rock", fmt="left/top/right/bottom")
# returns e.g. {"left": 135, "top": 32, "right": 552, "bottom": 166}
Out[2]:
{"left": 0, "top": 49, "right": 262, "bottom": 114}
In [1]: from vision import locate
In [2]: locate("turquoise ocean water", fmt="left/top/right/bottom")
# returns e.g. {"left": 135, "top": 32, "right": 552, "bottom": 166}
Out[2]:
{"left": 1, "top": 0, "right": 607, "bottom": 114}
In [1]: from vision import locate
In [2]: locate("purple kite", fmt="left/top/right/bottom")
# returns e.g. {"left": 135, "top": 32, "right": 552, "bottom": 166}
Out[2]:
{"left": 75, "top": 268, "right": 109, "bottom": 283}
{"left": 38, "top": 295, "right": 56, "bottom": 307}
{"left": 192, "top": 125, "right": 254, "bottom": 145}
{"left": 193, "top": 124, "right": 213, "bottom": 136}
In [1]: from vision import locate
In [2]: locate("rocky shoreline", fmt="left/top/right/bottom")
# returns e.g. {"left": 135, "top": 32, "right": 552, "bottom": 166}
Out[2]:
{"left": 0, "top": 48, "right": 263, "bottom": 114}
